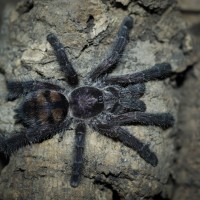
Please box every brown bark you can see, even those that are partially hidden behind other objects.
[0,0,196,199]
[171,1,200,200]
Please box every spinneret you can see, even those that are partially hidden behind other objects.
[0,16,174,188]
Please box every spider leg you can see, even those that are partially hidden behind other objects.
[124,83,145,98]
[117,84,146,113]
[104,84,146,114]
[70,122,86,188]
[92,123,158,166]
[88,16,133,82]
[112,98,146,115]
[47,33,78,86]
[7,80,64,101]
[104,63,172,85]
[0,130,30,157]
[107,112,174,129]
[120,98,146,112]
[0,121,71,157]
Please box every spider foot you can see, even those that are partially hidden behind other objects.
[126,83,145,98]
[70,161,82,187]
[138,144,158,167]
[70,173,80,188]
[122,16,133,29]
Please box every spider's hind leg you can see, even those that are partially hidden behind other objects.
[0,130,30,158]
[0,120,70,158]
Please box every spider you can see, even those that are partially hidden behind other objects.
[0,16,174,188]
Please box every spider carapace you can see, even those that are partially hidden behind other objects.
[0,16,174,188]
[69,87,104,119]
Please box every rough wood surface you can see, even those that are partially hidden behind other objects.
[0,0,196,199]
[171,1,200,199]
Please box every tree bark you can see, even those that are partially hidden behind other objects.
[171,1,200,200]
[0,0,196,199]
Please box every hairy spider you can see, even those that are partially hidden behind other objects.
[0,16,174,187]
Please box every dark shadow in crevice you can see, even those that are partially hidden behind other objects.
[81,14,96,36]
[0,130,10,169]
[137,2,172,15]
[87,15,94,28]
[152,193,170,200]
[84,14,95,34]
[111,1,129,10]
[189,22,200,37]
[16,0,34,15]
[175,65,194,87]
[151,175,176,200]
[94,179,121,200]
[0,153,9,169]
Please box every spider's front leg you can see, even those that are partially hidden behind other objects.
[88,16,133,82]
[91,122,158,166]
[107,112,174,129]
[70,122,86,187]
[7,80,64,101]
[47,34,78,86]
[104,63,173,85]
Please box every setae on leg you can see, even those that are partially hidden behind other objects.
[107,112,174,129]
[0,122,70,157]
[70,122,86,187]
[124,83,146,99]
[119,98,146,112]
[88,16,133,82]
[47,33,78,86]
[104,63,172,85]
[92,123,158,166]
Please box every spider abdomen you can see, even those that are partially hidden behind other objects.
[69,86,104,119]
[15,90,69,127]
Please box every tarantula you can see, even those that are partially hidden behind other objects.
[0,16,174,187]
